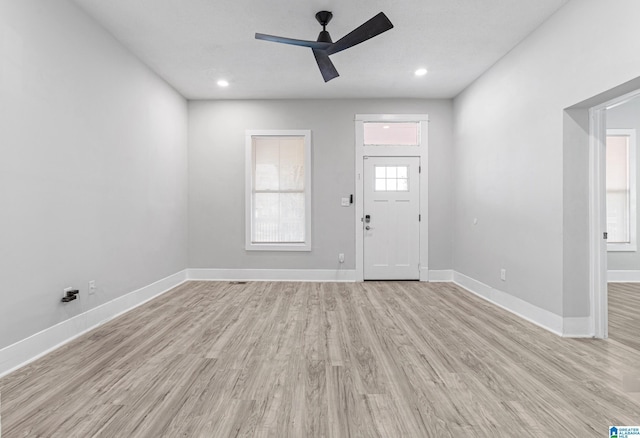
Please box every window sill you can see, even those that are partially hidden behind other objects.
[246,243,311,252]
[607,243,637,252]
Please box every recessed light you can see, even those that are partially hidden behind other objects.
[217,79,229,87]
[414,68,428,76]
[383,125,390,129]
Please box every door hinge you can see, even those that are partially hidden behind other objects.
[419,166,421,173]
[603,232,608,240]
[419,214,421,222]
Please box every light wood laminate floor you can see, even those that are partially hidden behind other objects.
[609,282,640,352]
[1,281,639,437]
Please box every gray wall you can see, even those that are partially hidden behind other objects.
[188,99,453,271]
[607,97,640,270]
[453,0,640,318]
[0,0,189,349]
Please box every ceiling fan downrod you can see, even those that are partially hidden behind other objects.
[315,11,333,43]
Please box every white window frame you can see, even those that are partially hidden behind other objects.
[245,129,312,251]
[606,128,637,252]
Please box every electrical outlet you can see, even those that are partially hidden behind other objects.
[338,253,345,263]
[500,269,506,281]
[89,280,96,295]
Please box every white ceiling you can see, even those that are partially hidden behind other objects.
[72,0,569,100]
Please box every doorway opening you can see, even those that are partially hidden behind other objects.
[354,114,429,281]
[589,87,640,338]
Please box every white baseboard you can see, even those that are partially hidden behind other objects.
[428,269,454,282]
[608,270,640,282]
[0,270,187,378]
[187,268,356,282]
[563,317,593,338]
[452,272,564,336]
[0,266,595,378]
[450,271,594,338]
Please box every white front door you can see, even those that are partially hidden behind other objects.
[363,156,420,280]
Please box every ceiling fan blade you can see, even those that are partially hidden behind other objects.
[326,12,393,56]
[312,49,339,82]
[255,33,332,50]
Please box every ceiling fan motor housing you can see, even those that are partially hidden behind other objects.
[317,30,332,43]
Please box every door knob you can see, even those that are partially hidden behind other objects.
[365,226,371,230]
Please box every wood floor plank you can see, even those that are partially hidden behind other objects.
[1,280,639,437]
[609,282,640,352]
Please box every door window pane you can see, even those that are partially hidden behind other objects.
[374,166,409,191]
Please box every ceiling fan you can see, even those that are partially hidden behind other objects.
[255,11,394,82]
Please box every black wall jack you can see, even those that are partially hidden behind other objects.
[61,289,79,302]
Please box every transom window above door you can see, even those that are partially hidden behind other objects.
[363,122,420,146]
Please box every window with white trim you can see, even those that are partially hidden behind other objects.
[245,130,311,251]
[606,129,637,251]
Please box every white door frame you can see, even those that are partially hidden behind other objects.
[354,114,429,282]
[589,88,640,338]
[589,104,608,339]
